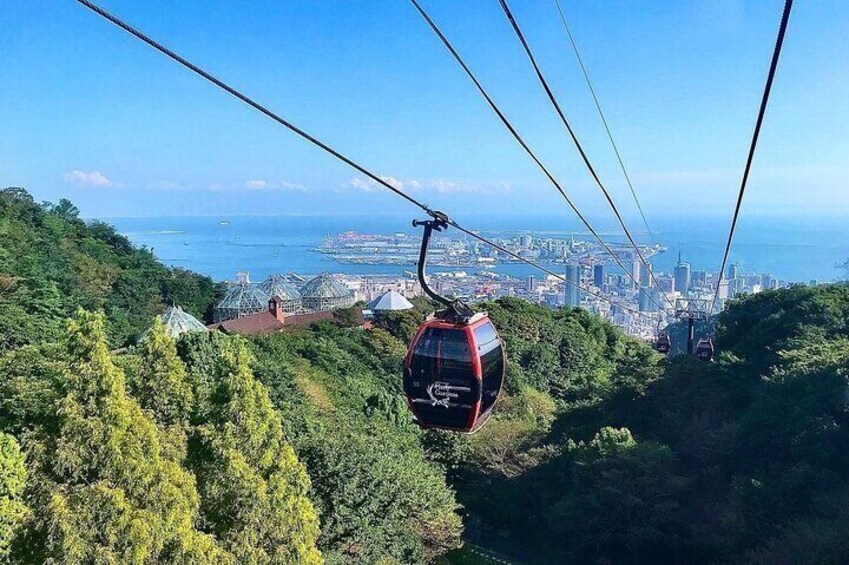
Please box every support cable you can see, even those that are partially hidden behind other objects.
[409,0,668,312]
[496,0,674,310]
[552,0,655,246]
[710,0,793,315]
[75,0,656,321]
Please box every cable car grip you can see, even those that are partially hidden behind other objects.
[413,212,474,322]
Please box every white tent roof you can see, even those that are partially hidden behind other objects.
[140,305,207,341]
[367,290,414,311]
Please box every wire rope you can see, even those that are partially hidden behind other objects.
[552,0,655,246]
[496,0,674,310]
[75,0,658,321]
[409,0,668,312]
[710,0,793,315]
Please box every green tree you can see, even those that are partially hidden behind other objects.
[0,343,65,436]
[372,308,425,342]
[302,430,462,565]
[133,316,194,428]
[189,339,323,565]
[0,188,221,350]
[544,428,689,563]
[0,433,27,561]
[23,310,231,564]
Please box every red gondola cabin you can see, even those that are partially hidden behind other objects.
[404,313,504,433]
[655,332,671,354]
[696,337,715,362]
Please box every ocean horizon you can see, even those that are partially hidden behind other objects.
[102,213,849,285]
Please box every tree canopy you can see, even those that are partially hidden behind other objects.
[4,191,849,564]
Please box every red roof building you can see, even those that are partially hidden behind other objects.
[208,296,370,336]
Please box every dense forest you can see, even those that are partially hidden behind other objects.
[2,187,849,564]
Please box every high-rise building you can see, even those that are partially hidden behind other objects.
[593,264,605,287]
[631,260,642,288]
[565,263,582,307]
[520,234,533,249]
[640,261,652,286]
[526,275,537,292]
[659,276,675,294]
[637,286,659,313]
[717,279,730,300]
[674,252,691,294]
[728,262,739,281]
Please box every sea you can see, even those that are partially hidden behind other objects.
[104,213,849,285]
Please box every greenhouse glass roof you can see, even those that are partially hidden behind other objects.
[259,275,302,300]
[139,305,207,341]
[161,306,208,336]
[300,274,352,299]
[216,282,270,311]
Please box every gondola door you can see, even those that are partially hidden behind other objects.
[405,318,482,432]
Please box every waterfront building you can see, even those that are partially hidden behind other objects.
[301,273,356,311]
[259,274,303,314]
[526,275,537,292]
[631,260,642,288]
[543,292,563,308]
[520,234,533,249]
[717,279,730,300]
[565,264,582,307]
[641,261,653,286]
[728,262,740,281]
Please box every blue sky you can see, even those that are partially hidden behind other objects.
[2,0,847,220]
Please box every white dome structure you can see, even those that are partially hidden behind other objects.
[367,290,414,312]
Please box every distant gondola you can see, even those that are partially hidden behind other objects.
[696,337,715,362]
[655,331,671,354]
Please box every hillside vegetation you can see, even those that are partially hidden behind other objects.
[0,187,221,350]
[2,189,849,564]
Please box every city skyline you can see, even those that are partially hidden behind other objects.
[4,1,849,219]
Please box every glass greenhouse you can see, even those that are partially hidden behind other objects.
[140,305,207,340]
[300,273,355,312]
[213,282,271,322]
[259,274,303,314]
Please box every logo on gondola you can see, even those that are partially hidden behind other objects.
[413,381,472,408]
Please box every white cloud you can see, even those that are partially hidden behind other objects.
[430,179,462,193]
[343,176,512,196]
[378,175,404,190]
[278,181,307,191]
[245,179,269,190]
[344,177,380,192]
[64,169,114,187]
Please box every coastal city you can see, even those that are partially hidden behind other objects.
[217,230,794,340]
